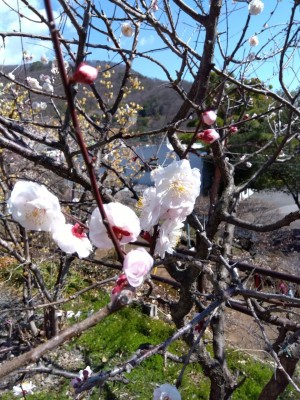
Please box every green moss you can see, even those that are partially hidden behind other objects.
[227,349,272,400]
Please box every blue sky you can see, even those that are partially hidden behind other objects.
[0,0,298,90]
[88,0,300,90]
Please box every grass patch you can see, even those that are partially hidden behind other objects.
[1,266,297,399]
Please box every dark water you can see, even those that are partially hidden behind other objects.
[128,143,204,186]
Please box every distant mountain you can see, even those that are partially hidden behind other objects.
[0,61,192,131]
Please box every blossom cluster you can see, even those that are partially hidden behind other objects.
[7,181,92,258]
[139,159,201,258]
[26,75,54,93]
[7,158,200,288]
[7,181,151,287]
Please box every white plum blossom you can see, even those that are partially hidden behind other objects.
[74,310,82,319]
[89,202,141,249]
[79,365,92,380]
[43,81,54,93]
[32,101,47,111]
[7,181,65,232]
[153,383,181,400]
[123,247,153,287]
[248,52,256,61]
[13,381,36,396]
[66,310,75,318]
[52,223,92,258]
[121,23,134,37]
[51,59,69,75]
[40,54,49,64]
[23,51,33,62]
[71,366,93,388]
[246,161,252,168]
[8,72,15,80]
[151,159,200,213]
[248,0,264,15]
[139,160,200,258]
[26,77,42,90]
[139,186,161,231]
[155,219,184,258]
[249,35,259,47]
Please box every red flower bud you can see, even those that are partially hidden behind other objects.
[196,129,220,144]
[71,63,98,84]
[229,126,238,134]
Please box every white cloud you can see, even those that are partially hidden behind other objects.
[0,0,71,65]
[139,35,155,47]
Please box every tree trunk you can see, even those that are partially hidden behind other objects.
[259,329,300,399]
[258,355,297,400]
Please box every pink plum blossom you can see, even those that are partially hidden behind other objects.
[89,202,141,249]
[202,110,217,125]
[13,381,36,396]
[151,0,159,11]
[52,223,92,258]
[123,247,153,287]
[7,181,65,232]
[71,63,98,84]
[153,383,182,400]
[196,128,220,144]
[248,0,264,15]
[121,23,134,37]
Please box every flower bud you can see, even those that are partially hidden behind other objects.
[248,0,264,16]
[196,129,220,144]
[249,35,259,47]
[202,110,217,125]
[123,247,153,287]
[230,126,238,134]
[71,63,98,84]
[121,23,134,37]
